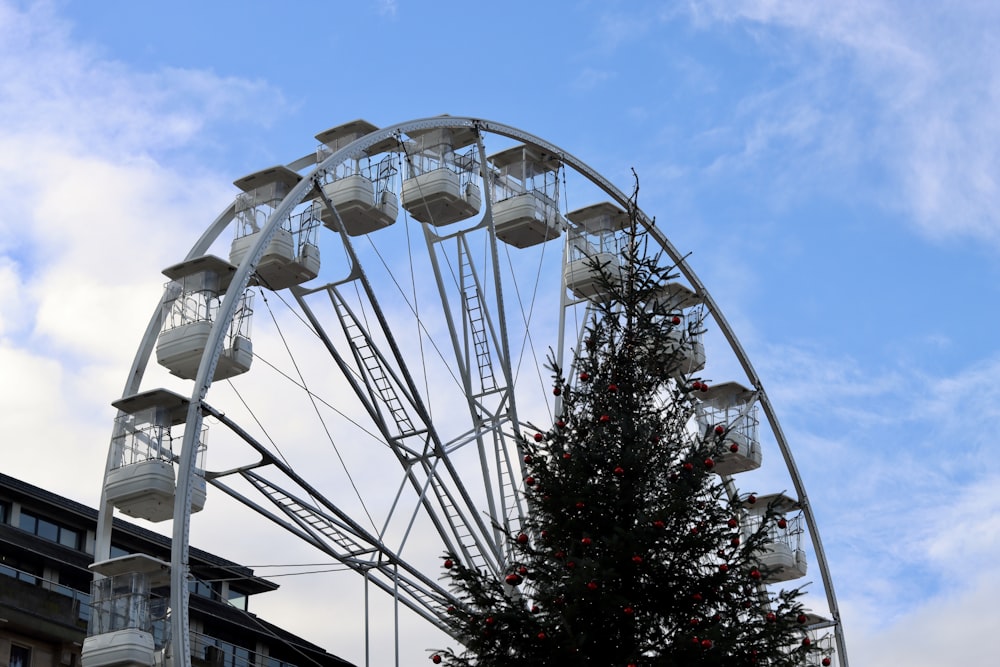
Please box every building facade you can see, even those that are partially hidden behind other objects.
[0,473,353,667]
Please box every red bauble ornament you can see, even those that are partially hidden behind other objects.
[525,476,535,486]
[579,372,590,382]
[719,563,729,572]
[672,315,682,325]
[581,537,592,546]
[431,655,442,664]
[731,537,740,546]
[614,466,625,476]
[556,419,566,428]
[553,386,561,396]
[700,382,709,392]
[683,462,694,471]
[575,501,585,509]
[447,605,455,614]
[599,414,611,423]
[607,383,618,392]
[537,632,547,640]
[485,616,495,625]
[517,533,529,544]
[523,454,532,464]
[690,617,699,626]
[632,555,643,564]
[778,518,788,529]
[563,452,572,460]
[701,639,713,649]
[587,580,598,591]
[443,559,454,569]
[518,565,528,575]
[653,520,666,529]
[802,638,811,647]
[797,613,807,624]
[505,573,523,586]
[692,593,703,602]
[566,561,576,569]
[623,606,635,615]
[691,381,702,391]
[531,604,539,613]
[747,494,757,504]
[728,517,738,528]
[541,530,549,539]
[766,612,776,622]
[714,425,725,434]
[533,432,544,442]
[704,457,715,469]
[554,550,565,559]
[822,659,831,666]
[749,569,762,580]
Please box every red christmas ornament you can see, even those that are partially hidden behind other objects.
[749,569,762,580]
[505,573,523,586]
[728,517,738,528]
[797,613,807,624]
[525,476,535,486]
[714,425,725,434]
[778,518,788,529]
[704,457,715,469]
[691,381,702,391]
[553,386,561,396]
[632,555,643,564]
[556,419,566,428]
[554,550,565,559]
[533,432,544,442]
[607,383,618,392]
[747,494,757,504]
[623,606,635,615]
[599,414,611,423]
[563,452,572,460]
[690,526,699,535]
[485,616,495,625]
[690,617,700,626]
[531,604,539,613]
[729,443,740,452]
[766,612,776,622]
[443,559,454,569]
[822,659,832,666]
[575,501,585,509]
[566,561,576,569]
[447,605,455,614]
[802,638,811,647]
[701,639,713,649]
[731,537,740,546]
[431,655,442,664]
[579,372,590,382]
[523,454,532,464]
[719,563,729,573]
[541,530,549,539]
[518,565,528,575]
[672,315,682,325]
[581,537,592,546]
[683,462,694,471]
[587,580,599,591]
[614,466,625,476]
[700,382,709,392]
[517,533,529,544]
[692,593,703,602]
[653,520,666,529]
[537,632,547,640]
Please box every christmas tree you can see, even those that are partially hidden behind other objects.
[430,186,820,666]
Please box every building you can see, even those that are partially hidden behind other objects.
[0,472,354,667]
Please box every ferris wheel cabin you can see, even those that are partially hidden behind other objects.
[155,255,254,381]
[696,381,763,476]
[651,281,707,378]
[230,165,320,290]
[746,493,808,583]
[82,554,171,667]
[488,144,564,248]
[315,119,400,236]
[563,202,628,300]
[400,126,482,226]
[104,389,207,522]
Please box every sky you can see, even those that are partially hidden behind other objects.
[1,0,999,665]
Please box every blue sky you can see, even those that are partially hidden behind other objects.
[1,1,999,665]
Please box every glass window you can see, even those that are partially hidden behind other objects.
[36,517,59,542]
[10,645,31,667]
[59,526,81,549]
[17,510,81,550]
[18,512,37,533]
[110,545,131,558]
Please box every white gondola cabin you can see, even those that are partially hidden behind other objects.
[746,493,808,582]
[156,255,254,381]
[315,120,399,236]
[230,165,320,290]
[105,389,207,522]
[563,202,628,300]
[697,381,762,475]
[488,144,563,248]
[400,126,481,226]
[82,554,170,667]
[652,282,707,377]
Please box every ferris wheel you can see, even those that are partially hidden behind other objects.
[82,117,848,667]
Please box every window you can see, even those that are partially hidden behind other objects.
[10,645,31,667]
[18,510,82,550]
[0,500,9,524]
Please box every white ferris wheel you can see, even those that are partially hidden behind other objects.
[81,117,848,667]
